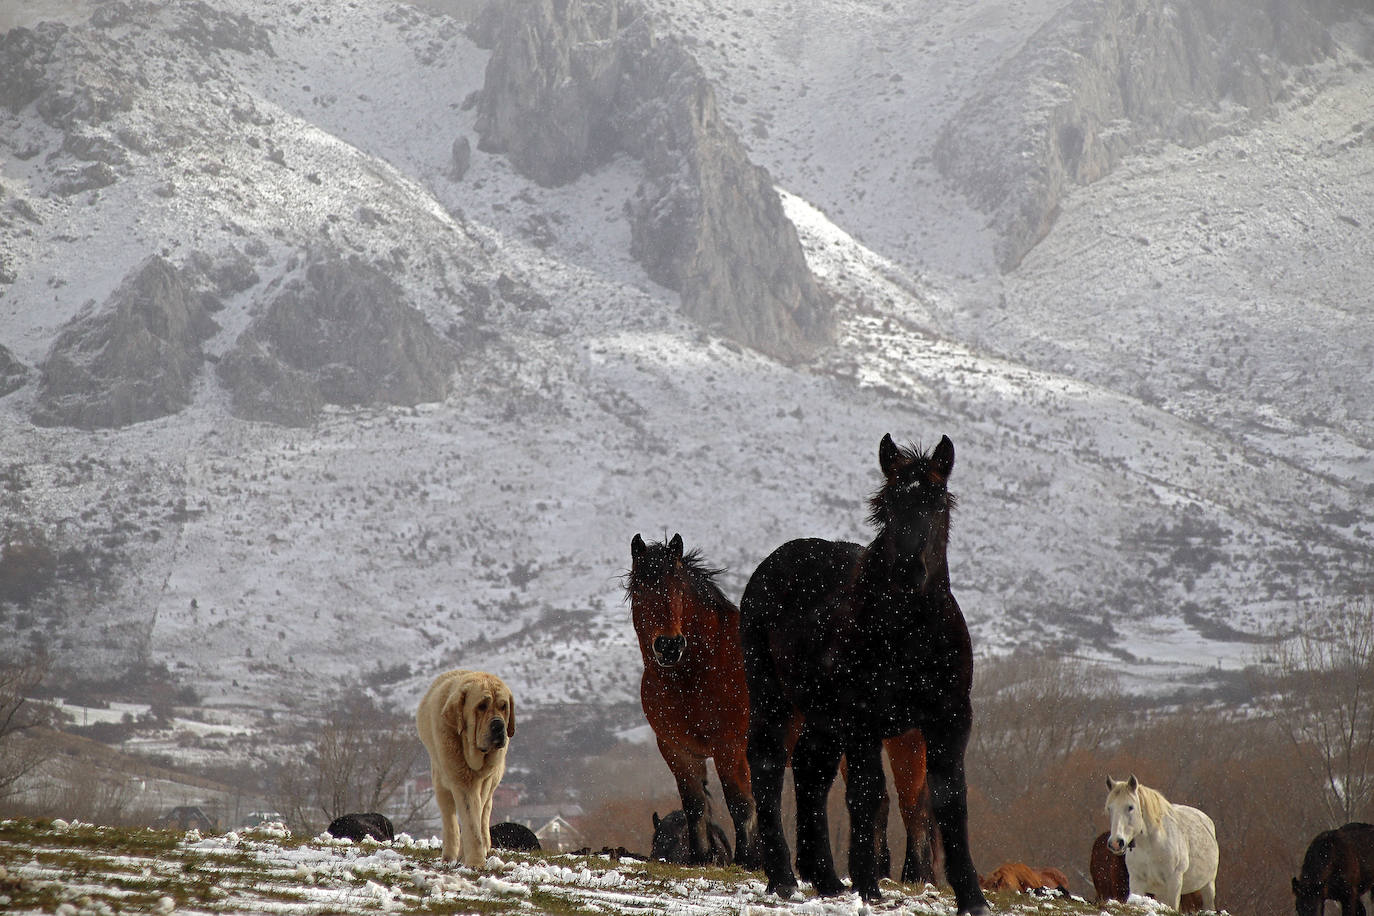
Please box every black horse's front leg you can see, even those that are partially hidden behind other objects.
[747,696,797,897]
[791,723,845,896]
[925,723,989,916]
[844,739,886,902]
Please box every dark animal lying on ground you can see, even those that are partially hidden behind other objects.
[327,812,395,843]
[571,845,646,862]
[650,809,731,866]
[490,821,541,851]
[979,862,1070,895]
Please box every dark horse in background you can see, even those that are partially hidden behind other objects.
[1293,822,1374,916]
[742,434,987,914]
[627,533,938,880]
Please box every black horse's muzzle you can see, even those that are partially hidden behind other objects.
[653,635,687,667]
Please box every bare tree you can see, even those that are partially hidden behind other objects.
[272,691,424,835]
[970,650,1127,800]
[0,650,54,804]
[1255,596,1374,824]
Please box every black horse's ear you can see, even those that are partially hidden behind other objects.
[669,533,683,557]
[932,435,954,481]
[1292,877,1300,897]
[653,812,661,829]
[632,533,646,560]
[879,433,903,478]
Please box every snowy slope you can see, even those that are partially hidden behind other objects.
[0,0,1371,743]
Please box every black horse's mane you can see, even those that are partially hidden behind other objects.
[624,540,734,614]
[866,439,958,533]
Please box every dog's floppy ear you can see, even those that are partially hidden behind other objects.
[442,680,471,737]
[504,687,515,738]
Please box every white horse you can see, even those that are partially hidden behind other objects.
[1104,775,1218,912]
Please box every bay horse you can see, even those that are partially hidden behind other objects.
[627,533,938,880]
[1105,774,1218,912]
[1293,822,1374,916]
[741,433,988,913]
[980,862,1070,895]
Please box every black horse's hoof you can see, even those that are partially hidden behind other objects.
[856,880,883,903]
[959,905,991,916]
[812,875,847,897]
[766,879,799,900]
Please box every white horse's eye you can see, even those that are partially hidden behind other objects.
[1127,805,1134,812]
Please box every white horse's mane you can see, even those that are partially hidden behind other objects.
[1134,783,1171,830]
[1109,778,1172,831]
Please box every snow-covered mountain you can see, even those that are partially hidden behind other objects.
[1,0,1371,738]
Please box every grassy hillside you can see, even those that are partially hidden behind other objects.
[0,817,1164,916]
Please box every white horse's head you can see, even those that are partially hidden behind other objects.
[1104,774,1147,855]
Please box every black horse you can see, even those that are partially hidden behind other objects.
[741,434,987,914]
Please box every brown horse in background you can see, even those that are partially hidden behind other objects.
[980,862,1070,895]
[1293,822,1374,916]
[1091,830,1207,912]
[627,533,937,879]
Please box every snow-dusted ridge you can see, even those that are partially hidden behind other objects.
[0,0,1370,750]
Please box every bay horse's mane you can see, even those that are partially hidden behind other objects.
[623,539,734,618]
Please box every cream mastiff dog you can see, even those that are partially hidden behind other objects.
[417,669,515,866]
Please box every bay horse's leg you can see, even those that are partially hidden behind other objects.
[843,738,887,902]
[924,722,989,916]
[656,735,713,865]
[746,685,797,897]
[791,722,845,896]
[886,729,937,885]
[714,741,759,869]
[1198,878,1216,913]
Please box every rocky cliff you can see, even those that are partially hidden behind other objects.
[217,250,458,427]
[32,256,218,430]
[934,0,1367,270]
[474,0,832,362]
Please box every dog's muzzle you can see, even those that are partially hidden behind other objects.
[488,718,508,749]
[653,635,686,667]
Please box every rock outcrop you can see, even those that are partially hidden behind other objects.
[32,256,218,429]
[0,344,28,398]
[933,0,1363,270]
[474,0,831,362]
[217,251,457,426]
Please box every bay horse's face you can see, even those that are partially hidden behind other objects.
[1104,775,1144,855]
[872,433,955,588]
[629,533,691,669]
